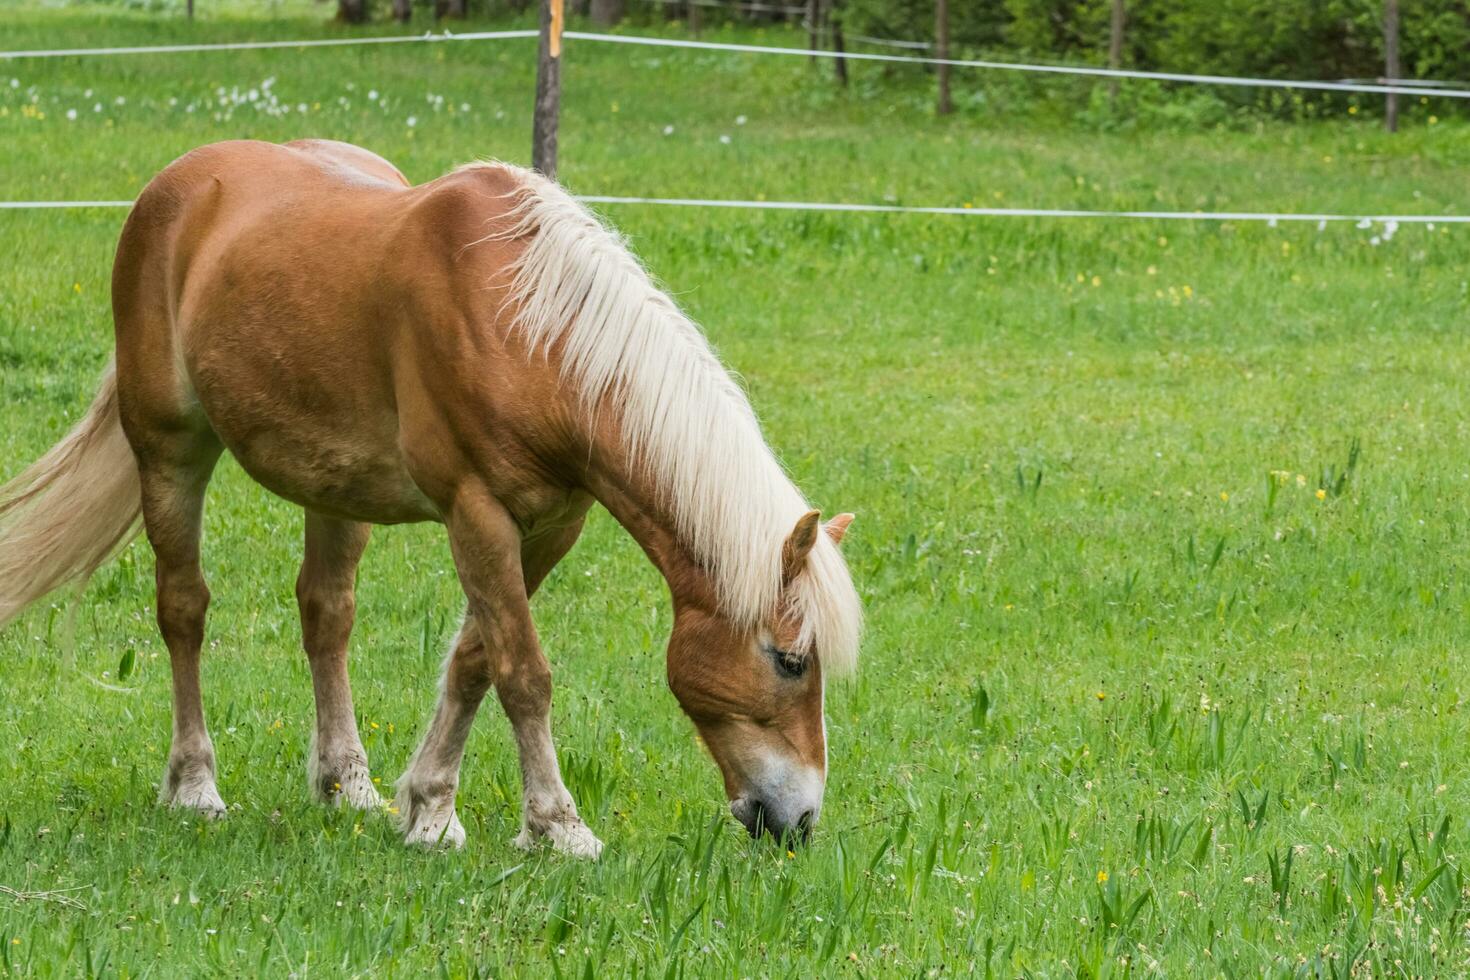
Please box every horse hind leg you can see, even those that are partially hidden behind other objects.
[297,512,380,809]
[135,435,225,817]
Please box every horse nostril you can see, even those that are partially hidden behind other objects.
[747,800,768,839]
[795,809,814,844]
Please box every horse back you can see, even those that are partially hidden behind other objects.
[111,140,576,527]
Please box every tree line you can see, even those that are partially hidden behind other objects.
[331,0,1470,102]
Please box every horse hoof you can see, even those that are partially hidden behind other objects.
[317,770,383,811]
[516,820,604,860]
[343,784,385,811]
[403,810,466,849]
[165,783,227,819]
[552,823,604,860]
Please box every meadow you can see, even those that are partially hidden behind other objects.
[5,5,1470,976]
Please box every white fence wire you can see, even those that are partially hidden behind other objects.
[4,28,1469,101]
[1,197,1463,228]
[2,24,1466,222]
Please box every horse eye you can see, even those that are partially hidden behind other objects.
[764,644,807,679]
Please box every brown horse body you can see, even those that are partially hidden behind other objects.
[0,140,860,854]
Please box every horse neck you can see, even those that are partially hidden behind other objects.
[579,421,725,616]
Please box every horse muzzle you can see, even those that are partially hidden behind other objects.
[731,796,817,844]
[729,763,824,845]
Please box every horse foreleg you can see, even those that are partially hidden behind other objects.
[395,617,483,848]
[297,512,379,809]
[396,490,600,857]
[508,519,600,856]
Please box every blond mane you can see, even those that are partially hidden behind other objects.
[473,162,861,676]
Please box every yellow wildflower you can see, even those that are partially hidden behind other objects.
[1315,489,1327,501]
[1097,871,1109,883]
[1220,491,1229,502]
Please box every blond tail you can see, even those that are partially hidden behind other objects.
[0,362,142,628]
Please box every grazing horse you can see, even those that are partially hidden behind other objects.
[0,140,861,856]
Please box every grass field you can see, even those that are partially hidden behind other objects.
[6,5,1470,976]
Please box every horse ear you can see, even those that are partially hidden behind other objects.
[782,509,822,584]
[825,513,854,546]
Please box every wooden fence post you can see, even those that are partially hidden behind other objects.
[533,0,564,178]
[689,0,701,37]
[935,0,951,114]
[1384,0,1399,132]
[1108,0,1124,102]
[187,0,194,20]
[831,0,847,88]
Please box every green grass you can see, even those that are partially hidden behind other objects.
[6,6,1470,977]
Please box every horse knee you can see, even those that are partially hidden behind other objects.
[445,638,495,703]
[496,659,552,719]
